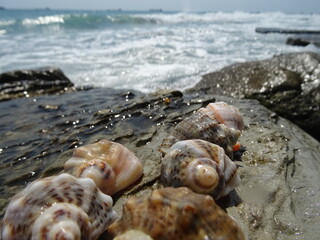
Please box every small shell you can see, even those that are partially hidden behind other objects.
[205,102,244,131]
[1,173,117,240]
[64,139,143,195]
[161,139,240,199]
[160,102,243,159]
[109,187,245,240]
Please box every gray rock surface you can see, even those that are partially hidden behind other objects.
[286,35,320,47]
[187,52,320,141]
[255,27,320,34]
[0,88,319,239]
[0,67,74,101]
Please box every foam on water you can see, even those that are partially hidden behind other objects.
[0,10,319,92]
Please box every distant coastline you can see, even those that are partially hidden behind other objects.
[149,8,163,12]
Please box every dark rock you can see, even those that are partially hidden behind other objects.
[187,52,320,141]
[286,34,320,47]
[0,88,319,239]
[0,67,74,101]
[256,27,320,34]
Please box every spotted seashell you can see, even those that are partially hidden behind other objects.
[160,102,243,159]
[0,173,117,240]
[64,139,143,195]
[108,187,245,240]
[161,139,240,199]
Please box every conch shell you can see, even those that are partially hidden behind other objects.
[64,139,143,195]
[205,102,244,131]
[161,139,240,199]
[109,187,245,240]
[160,102,244,159]
[0,173,117,240]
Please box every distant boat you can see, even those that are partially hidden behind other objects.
[149,9,162,12]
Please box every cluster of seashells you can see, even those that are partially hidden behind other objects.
[1,101,246,240]
[1,139,144,240]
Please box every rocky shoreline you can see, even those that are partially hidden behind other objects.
[188,52,320,141]
[0,52,320,239]
[0,67,75,101]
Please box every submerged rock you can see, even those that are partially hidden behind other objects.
[0,87,319,239]
[187,52,320,141]
[0,67,74,101]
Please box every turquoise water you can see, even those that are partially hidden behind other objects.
[0,9,319,92]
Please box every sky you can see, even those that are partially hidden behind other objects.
[1,0,320,13]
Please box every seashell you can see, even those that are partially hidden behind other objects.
[205,102,244,131]
[1,173,117,240]
[108,187,245,240]
[64,139,143,195]
[160,102,244,159]
[161,139,240,199]
[114,230,154,240]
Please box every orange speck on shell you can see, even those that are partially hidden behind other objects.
[232,143,241,152]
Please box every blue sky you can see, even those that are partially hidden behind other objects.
[1,0,320,13]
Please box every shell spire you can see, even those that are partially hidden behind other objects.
[64,139,143,195]
[161,139,240,199]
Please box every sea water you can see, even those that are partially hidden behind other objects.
[0,9,319,92]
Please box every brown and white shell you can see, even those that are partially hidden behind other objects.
[64,139,143,195]
[0,173,117,240]
[161,139,240,199]
[205,102,244,131]
[108,187,245,240]
[160,102,244,159]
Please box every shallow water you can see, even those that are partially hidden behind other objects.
[0,88,199,217]
[0,88,139,215]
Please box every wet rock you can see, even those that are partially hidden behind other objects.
[187,52,320,141]
[0,67,74,101]
[255,27,320,34]
[0,88,319,239]
[286,35,320,47]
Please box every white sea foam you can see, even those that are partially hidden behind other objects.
[0,10,319,92]
[22,15,65,26]
[0,20,15,26]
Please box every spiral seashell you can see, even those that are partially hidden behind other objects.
[1,173,117,240]
[160,102,243,159]
[205,102,244,131]
[109,187,245,240]
[161,139,240,199]
[64,139,143,195]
